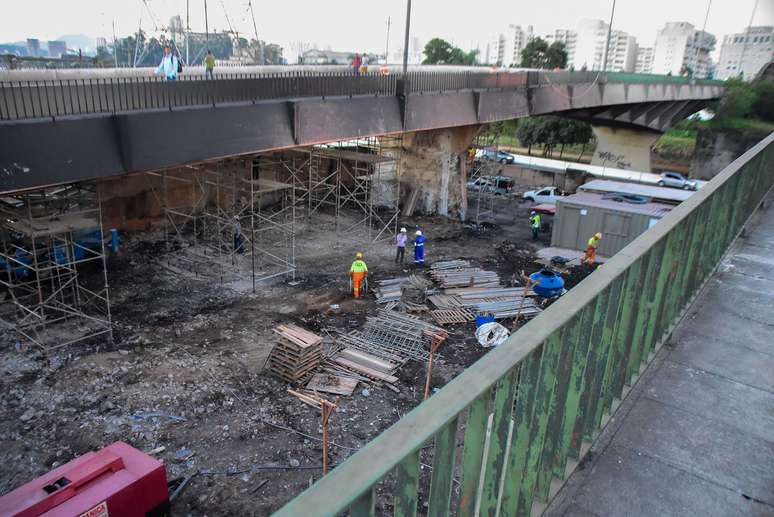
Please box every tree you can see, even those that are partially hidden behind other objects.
[423,37,479,65]
[516,116,592,157]
[520,38,567,69]
[751,80,774,121]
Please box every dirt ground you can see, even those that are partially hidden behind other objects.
[0,194,587,515]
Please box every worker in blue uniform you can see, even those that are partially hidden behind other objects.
[413,230,426,266]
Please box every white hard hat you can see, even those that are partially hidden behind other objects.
[416,230,422,236]
[400,227,407,233]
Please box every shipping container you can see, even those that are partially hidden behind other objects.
[551,192,673,257]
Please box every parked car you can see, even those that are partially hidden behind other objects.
[467,176,515,196]
[476,149,515,164]
[658,171,698,190]
[522,186,564,204]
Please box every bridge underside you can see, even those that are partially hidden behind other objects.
[0,79,720,193]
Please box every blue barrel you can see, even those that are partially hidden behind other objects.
[529,268,565,298]
[475,314,495,328]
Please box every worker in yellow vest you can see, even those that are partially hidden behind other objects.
[584,232,602,265]
[349,252,369,298]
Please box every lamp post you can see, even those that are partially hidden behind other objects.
[402,0,412,75]
[601,0,617,71]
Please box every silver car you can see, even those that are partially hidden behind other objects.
[658,172,698,190]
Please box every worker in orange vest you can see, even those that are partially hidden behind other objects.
[584,232,602,265]
[349,252,369,298]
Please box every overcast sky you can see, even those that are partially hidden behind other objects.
[2,0,773,58]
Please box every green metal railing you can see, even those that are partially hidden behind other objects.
[275,133,774,517]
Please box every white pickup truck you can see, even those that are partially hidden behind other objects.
[522,186,564,204]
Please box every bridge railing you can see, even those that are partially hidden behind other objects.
[0,70,722,121]
[273,132,774,517]
[0,71,398,120]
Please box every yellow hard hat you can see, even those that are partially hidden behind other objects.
[595,232,602,239]
[355,252,363,259]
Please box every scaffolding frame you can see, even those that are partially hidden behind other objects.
[144,158,296,292]
[0,185,112,350]
[276,135,402,246]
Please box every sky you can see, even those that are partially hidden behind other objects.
[2,0,773,59]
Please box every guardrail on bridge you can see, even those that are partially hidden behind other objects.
[273,132,774,516]
[0,70,723,121]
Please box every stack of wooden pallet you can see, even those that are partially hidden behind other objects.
[268,324,323,384]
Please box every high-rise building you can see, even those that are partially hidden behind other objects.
[26,38,40,57]
[545,29,577,65]
[652,22,716,78]
[484,25,534,67]
[48,40,67,59]
[96,37,108,50]
[716,26,774,80]
[570,20,637,72]
[635,46,654,73]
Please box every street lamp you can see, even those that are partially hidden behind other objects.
[601,0,617,71]
[402,0,412,75]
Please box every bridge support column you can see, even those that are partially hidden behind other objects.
[591,125,661,172]
[399,125,480,218]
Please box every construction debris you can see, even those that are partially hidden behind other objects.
[268,325,323,384]
[430,308,476,325]
[305,373,359,396]
[429,266,500,288]
[375,275,433,305]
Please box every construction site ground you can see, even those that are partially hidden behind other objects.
[0,195,588,515]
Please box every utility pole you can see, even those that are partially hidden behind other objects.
[112,20,119,67]
[204,0,209,42]
[402,0,412,75]
[738,0,759,79]
[601,0,617,71]
[693,0,712,78]
[385,16,391,64]
[186,0,190,64]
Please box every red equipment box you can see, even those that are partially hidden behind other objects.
[0,442,169,517]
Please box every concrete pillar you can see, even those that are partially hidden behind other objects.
[399,125,480,218]
[591,125,661,172]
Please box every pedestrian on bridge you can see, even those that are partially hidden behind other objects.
[155,46,179,81]
[413,230,426,266]
[351,53,362,76]
[204,50,215,79]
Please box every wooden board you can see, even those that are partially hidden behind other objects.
[339,348,397,374]
[334,357,399,384]
[305,373,359,396]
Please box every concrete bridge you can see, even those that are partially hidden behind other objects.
[0,69,722,194]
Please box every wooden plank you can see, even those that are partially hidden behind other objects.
[339,348,397,374]
[334,357,399,384]
[306,373,359,396]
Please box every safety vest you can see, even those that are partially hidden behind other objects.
[530,214,541,228]
[350,260,368,273]
[588,236,600,248]
[415,236,425,247]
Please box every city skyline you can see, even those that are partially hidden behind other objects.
[2,0,772,60]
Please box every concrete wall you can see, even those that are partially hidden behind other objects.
[399,125,481,217]
[690,130,765,180]
[496,165,588,192]
[591,125,662,172]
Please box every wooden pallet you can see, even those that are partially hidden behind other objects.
[431,308,476,325]
[305,373,359,396]
[268,324,323,384]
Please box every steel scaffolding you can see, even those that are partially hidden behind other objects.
[0,185,113,350]
[144,158,296,291]
[275,135,402,245]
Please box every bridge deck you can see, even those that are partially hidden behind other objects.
[545,198,774,516]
